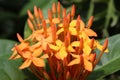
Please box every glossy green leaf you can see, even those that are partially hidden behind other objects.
[88,34,120,80]
[0,39,26,80]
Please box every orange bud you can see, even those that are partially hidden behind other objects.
[65,32,70,48]
[79,38,83,53]
[76,16,80,32]
[27,19,35,31]
[88,53,96,63]
[34,6,38,18]
[77,15,81,21]
[52,3,56,14]
[102,38,108,52]
[63,17,69,30]
[48,9,52,22]
[27,10,34,20]
[71,5,75,19]
[38,8,43,19]
[51,23,57,42]
[87,16,94,28]
[42,20,47,37]
[62,8,66,18]
[67,13,71,22]
[57,2,61,18]
[17,33,24,42]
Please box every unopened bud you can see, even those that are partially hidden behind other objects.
[27,19,35,31]
[71,5,75,19]
[17,33,24,42]
[89,53,96,63]
[87,16,94,28]
[34,6,38,18]
[57,2,61,18]
[63,8,66,18]
[102,38,108,52]
[52,3,56,14]
[48,9,52,23]
[38,8,43,19]
[27,10,34,20]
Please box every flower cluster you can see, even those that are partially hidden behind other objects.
[9,2,108,80]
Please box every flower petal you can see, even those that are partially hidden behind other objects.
[23,51,31,58]
[69,27,77,35]
[33,47,43,57]
[58,23,63,27]
[84,28,97,37]
[9,50,18,60]
[18,42,29,50]
[46,36,53,43]
[31,42,41,49]
[56,40,63,46]
[33,58,45,67]
[71,41,80,47]
[71,53,80,58]
[56,28,64,35]
[42,41,47,50]
[19,59,32,69]
[52,18,60,23]
[49,44,60,51]
[68,45,75,52]
[56,47,67,60]
[96,42,108,53]
[70,20,77,27]
[68,58,80,66]
[84,58,93,71]
[41,54,49,59]
[83,44,91,55]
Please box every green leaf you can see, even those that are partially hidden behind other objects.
[0,39,26,80]
[20,0,57,17]
[88,34,120,80]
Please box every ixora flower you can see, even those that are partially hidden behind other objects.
[9,2,108,80]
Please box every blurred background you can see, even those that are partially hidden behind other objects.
[0,0,120,79]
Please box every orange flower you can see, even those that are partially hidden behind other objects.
[68,53,93,71]
[9,33,29,60]
[10,2,109,80]
[14,45,48,69]
[49,39,75,60]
